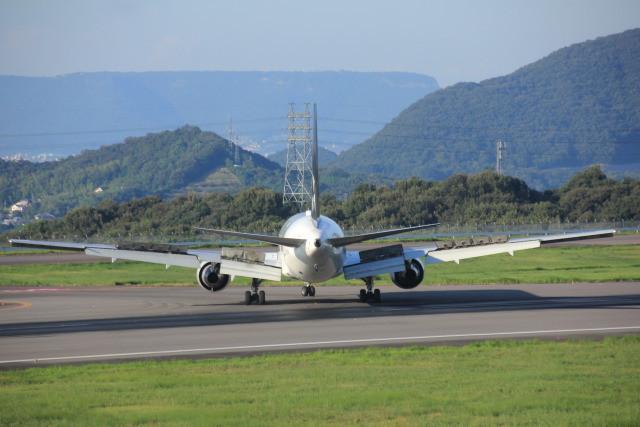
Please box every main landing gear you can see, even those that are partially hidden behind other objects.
[359,276,381,303]
[301,283,316,297]
[245,278,266,305]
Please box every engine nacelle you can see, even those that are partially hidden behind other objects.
[390,259,424,289]
[197,262,230,292]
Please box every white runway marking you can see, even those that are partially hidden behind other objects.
[2,325,639,365]
[0,288,72,293]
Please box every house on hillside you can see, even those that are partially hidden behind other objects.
[10,199,31,213]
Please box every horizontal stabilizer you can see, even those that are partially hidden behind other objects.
[195,227,305,248]
[9,239,114,252]
[327,223,439,247]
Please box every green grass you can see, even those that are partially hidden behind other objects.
[423,245,640,285]
[1,337,639,426]
[1,245,638,287]
[0,261,196,286]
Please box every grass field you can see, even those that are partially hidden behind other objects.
[1,245,639,287]
[1,337,638,426]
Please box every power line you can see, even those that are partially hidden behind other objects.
[320,128,640,145]
[321,116,640,134]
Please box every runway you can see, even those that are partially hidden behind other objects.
[1,283,639,368]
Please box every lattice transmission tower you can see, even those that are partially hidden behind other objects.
[283,103,312,210]
[227,118,241,166]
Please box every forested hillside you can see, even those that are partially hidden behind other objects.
[330,29,640,189]
[0,126,283,216]
[7,166,638,241]
[1,125,397,219]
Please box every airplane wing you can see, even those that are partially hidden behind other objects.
[342,229,616,279]
[418,229,617,265]
[8,239,282,281]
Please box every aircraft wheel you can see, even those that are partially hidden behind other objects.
[308,286,316,297]
[259,290,266,305]
[245,291,252,305]
[373,288,381,303]
[301,286,309,297]
[359,289,367,302]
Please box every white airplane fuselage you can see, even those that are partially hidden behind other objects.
[279,211,346,282]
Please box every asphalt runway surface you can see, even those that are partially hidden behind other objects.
[1,282,639,368]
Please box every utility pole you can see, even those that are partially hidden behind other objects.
[496,140,506,174]
[283,103,312,210]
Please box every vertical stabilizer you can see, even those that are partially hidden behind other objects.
[311,103,320,220]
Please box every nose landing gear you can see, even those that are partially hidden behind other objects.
[301,283,316,297]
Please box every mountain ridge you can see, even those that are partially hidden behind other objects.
[329,29,640,189]
[0,70,439,158]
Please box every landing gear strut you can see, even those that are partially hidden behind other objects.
[359,276,381,303]
[245,278,266,305]
[301,282,316,297]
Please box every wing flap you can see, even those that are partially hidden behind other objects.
[343,244,406,279]
[219,259,281,281]
[218,248,281,281]
[343,256,406,280]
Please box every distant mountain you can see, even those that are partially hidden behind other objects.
[0,71,439,159]
[330,29,640,189]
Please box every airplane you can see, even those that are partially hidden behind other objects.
[10,104,615,305]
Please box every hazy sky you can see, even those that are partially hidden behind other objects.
[1,0,639,87]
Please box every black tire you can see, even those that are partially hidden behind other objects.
[258,290,266,305]
[245,291,252,305]
[359,289,367,302]
[308,286,316,297]
[301,286,309,297]
[373,288,381,303]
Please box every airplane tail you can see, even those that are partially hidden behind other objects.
[311,103,320,220]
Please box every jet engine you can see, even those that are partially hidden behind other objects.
[197,262,230,292]
[390,259,424,289]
